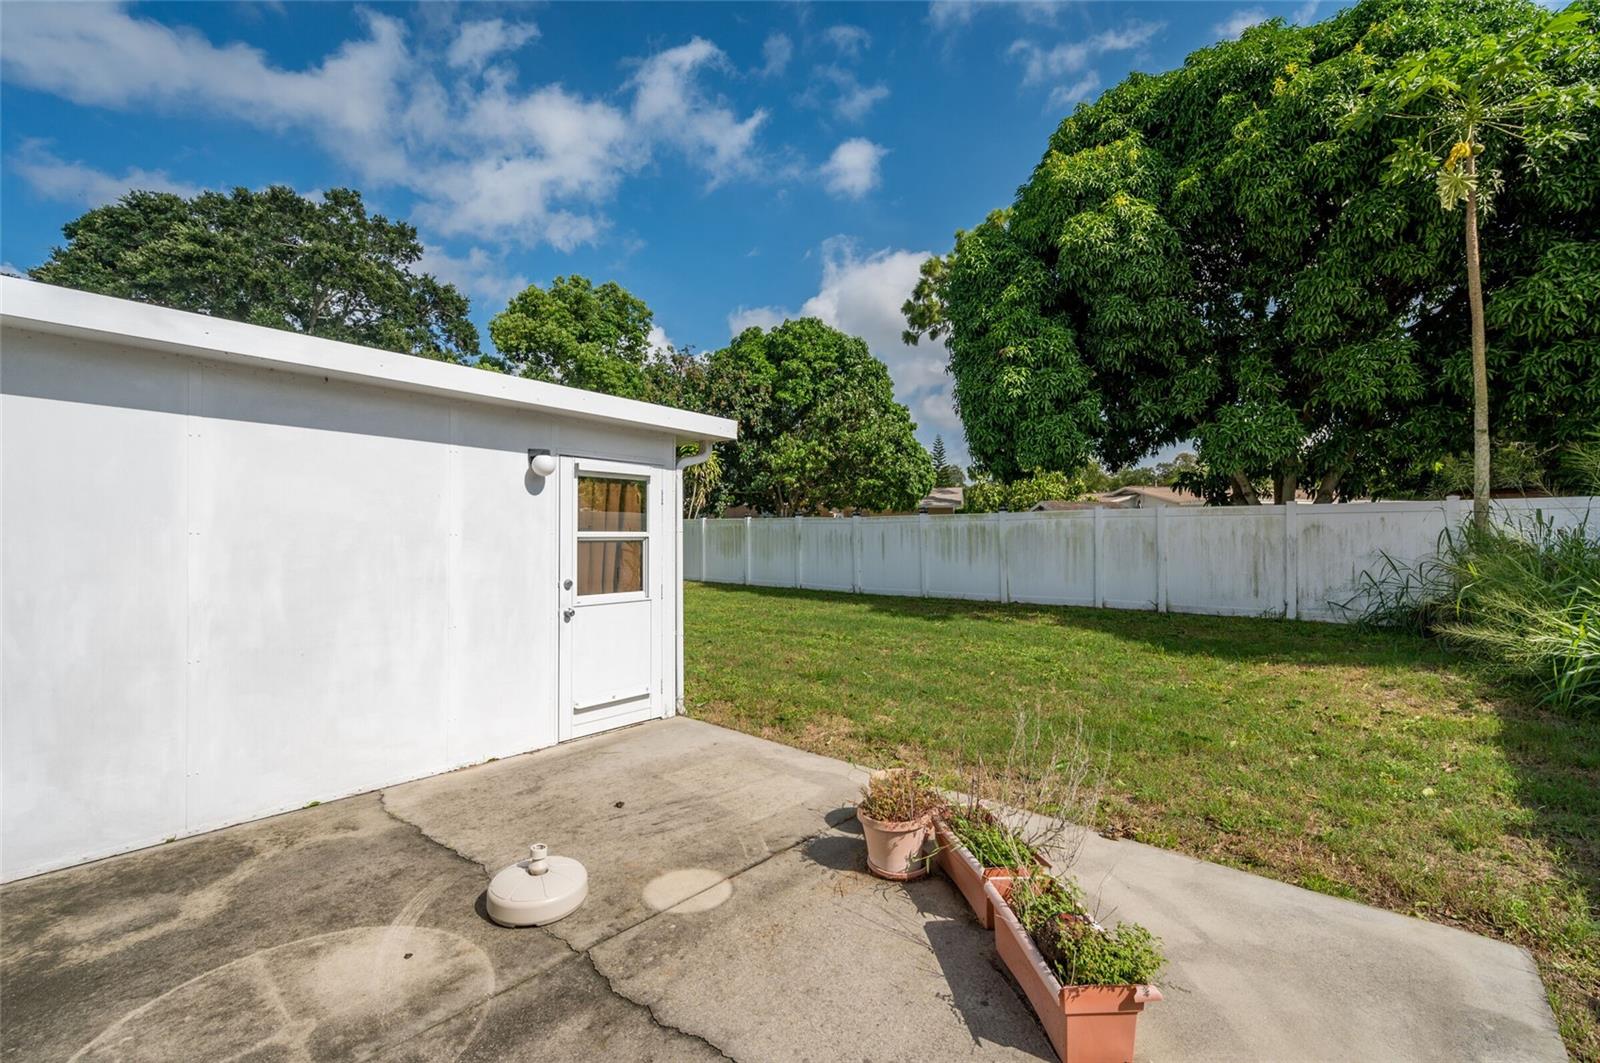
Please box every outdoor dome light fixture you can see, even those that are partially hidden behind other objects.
[527,449,558,477]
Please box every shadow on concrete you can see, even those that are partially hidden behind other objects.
[824,806,862,833]
[800,830,867,874]
[908,873,1054,1059]
[922,917,1051,1058]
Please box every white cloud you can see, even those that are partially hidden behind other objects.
[1047,73,1100,109]
[807,66,890,122]
[628,38,768,186]
[1008,21,1160,110]
[0,5,771,249]
[823,25,872,58]
[0,5,415,181]
[727,305,789,334]
[927,1,977,31]
[418,245,530,310]
[725,238,966,462]
[1213,9,1269,39]
[647,324,675,357]
[10,140,203,206]
[758,32,792,77]
[928,1,1076,33]
[0,262,27,278]
[446,19,539,72]
[820,138,886,199]
[1009,21,1161,87]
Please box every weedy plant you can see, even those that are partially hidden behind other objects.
[1007,874,1166,988]
[1350,510,1600,714]
[857,767,943,824]
[949,710,1107,872]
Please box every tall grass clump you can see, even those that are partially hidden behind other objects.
[1357,512,1600,713]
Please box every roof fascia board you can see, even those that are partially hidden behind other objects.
[0,278,737,442]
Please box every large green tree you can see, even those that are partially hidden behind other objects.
[706,318,935,515]
[488,276,656,398]
[32,186,479,361]
[905,0,1599,502]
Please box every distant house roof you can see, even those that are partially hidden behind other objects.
[918,486,964,511]
[1093,485,1201,507]
[1030,499,1113,511]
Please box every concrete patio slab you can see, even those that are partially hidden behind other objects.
[0,717,1564,1062]
[590,821,1055,1060]
[379,716,868,952]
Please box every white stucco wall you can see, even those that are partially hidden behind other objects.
[1,324,687,880]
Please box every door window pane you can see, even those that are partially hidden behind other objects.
[578,540,644,596]
[578,477,647,532]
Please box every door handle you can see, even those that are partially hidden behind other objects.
[563,607,575,622]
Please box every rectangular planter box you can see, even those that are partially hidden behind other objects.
[984,880,1160,1063]
[933,819,1045,929]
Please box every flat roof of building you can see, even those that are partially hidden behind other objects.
[1,277,738,442]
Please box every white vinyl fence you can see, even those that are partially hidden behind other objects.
[684,497,1598,623]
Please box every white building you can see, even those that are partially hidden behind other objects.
[0,278,737,881]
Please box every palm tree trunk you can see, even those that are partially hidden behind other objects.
[1464,152,1490,532]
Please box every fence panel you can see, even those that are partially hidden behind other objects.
[1003,513,1096,606]
[1165,507,1286,617]
[686,497,1598,623]
[801,519,855,592]
[924,517,1005,601]
[1097,510,1159,610]
[860,519,922,596]
[704,519,747,583]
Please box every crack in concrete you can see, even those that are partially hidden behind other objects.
[376,791,494,877]
[371,810,852,1063]
[575,945,739,1061]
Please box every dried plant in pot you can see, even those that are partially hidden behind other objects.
[856,768,942,881]
[936,711,1104,928]
[987,874,1165,1063]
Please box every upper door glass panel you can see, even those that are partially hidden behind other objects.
[578,477,647,533]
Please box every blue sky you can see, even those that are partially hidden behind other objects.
[1,1,1330,467]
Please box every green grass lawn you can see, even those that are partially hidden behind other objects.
[683,582,1600,1060]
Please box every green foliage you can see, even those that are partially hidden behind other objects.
[1108,466,1156,488]
[1560,437,1600,494]
[1362,5,1597,213]
[31,186,479,360]
[907,0,1600,501]
[1009,875,1166,987]
[931,436,965,487]
[680,446,722,519]
[1357,514,1600,713]
[706,319,935,515]
[489,276,656,397]
[1431,440,1549,495]
[1437,518,1600,713]
[946,809,1035,869]
[962,469,1087,512]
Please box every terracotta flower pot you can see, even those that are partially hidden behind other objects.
[984,880,1161,1063]
[857,809,931,880]
[933,818,1049,929]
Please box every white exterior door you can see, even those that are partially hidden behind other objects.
[557,456,666,740]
